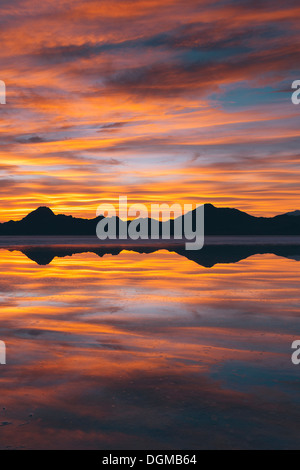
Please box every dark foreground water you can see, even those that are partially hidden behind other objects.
[0,241,299,449]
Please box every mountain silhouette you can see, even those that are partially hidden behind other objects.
[22,206,55,222]
[0,207,103,236]
[285,210,300,217]
[0,204,300,236]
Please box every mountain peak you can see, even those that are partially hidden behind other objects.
[23,207,55,220]
[285,210,300,217]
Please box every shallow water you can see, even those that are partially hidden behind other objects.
[0,246,299,449]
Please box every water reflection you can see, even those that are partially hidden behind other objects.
[0,248,299,449]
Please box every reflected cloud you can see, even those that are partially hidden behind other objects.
[0,248,299,448]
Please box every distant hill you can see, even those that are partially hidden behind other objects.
[0,204,300,236]
[285,210,300,217]
[204,204,300,235]
[0,207,104,236]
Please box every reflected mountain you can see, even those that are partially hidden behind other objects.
[3,240,300,267]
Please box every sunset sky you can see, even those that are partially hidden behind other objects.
[0,0,300,221]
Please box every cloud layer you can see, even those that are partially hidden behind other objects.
[0,0,300,220]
